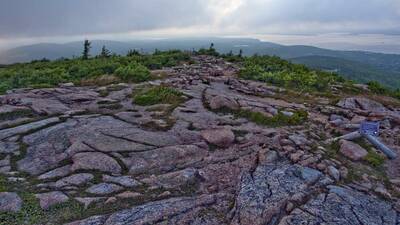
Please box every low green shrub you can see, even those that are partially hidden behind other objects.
[235,109,308,127]
[133,86,185,106]
[238,55,340,92]
[115,63,150,82]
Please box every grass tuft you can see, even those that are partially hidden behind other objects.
[235,109,308,127]
[133,86,185,106]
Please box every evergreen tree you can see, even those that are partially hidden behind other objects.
[99,45,111,58]
[209,43,215,51]
[238,49,243,58]
[82,39,91,60]
[127,49,140,57]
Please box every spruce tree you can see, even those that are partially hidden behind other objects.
[239,49,243,58]
[82,39,91,60]
[100,45,111,58]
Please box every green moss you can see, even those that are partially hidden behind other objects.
[0,192,44,225]
[324,140,340,159]
[44,201,84,224]
[0,108,33,122]
[133,86,185,106]
[0,175,8,192]
[365,151,385,167]
[234,109,308,127]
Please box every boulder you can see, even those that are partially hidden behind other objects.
[38,165,72,180]
[201,128,235,148]
[327,166,340,181]
[0,117,60,140]
[337,97,386,112]
[102,175,140,188]
[280,186,397,224]
[71,152,121,174]
[209,96,239,111]
[339,140,368,161]
[55,173,94,188]
[0,192,22,212]
[86,183,123,195]
[35,191,69,210]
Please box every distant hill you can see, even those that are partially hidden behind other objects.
[0,37,399,89]
[290,55,400,89]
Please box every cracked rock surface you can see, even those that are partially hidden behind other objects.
[0,55,399,224]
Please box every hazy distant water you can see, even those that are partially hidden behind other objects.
[255,34,400,54]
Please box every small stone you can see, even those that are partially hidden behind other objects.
[209,96,239,111]
[75,197,105,209]
[38,165,72,180]
[102,175,141,188]
[375,184,392,199]
[316,163,327,171]
[290,151,304,163]
[300,167,322,184]
[200,128,235,148]
[59,82,75,88]
[259,150,278,164]
[105,197,117,204]
[55,173,94,188]
[339,167,349,179]
[286,202,294,212]
[86,183,123,195]
[327,166,340,181]
[339,140,368,161]
[281,111,294,117]
[35,191,69,210]
[0,192,22,212]
[158,191,172,198]
[280,138,293,146]
[116,191,142,199]
[288,135,310,147]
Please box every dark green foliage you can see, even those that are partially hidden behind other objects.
[197,43,220,56]
[82,40,91,60]
[238,55,340,92]
[368,81,388,95]
[127,49,141,57]
[99,45,111,58]
[133,86,184,106]
[0,50,190,94]
[114,63,150,82]
[367,81,400,100]
[235,109,308,127]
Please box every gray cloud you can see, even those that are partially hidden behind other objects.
[0,0,399,42]
[0,0,209,38]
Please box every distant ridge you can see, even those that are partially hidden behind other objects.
[0,37,399,88]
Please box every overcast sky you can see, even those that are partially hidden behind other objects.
[1,0,400,52]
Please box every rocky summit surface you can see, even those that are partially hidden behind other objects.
[1,55,400,225]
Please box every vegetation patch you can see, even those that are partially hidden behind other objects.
[234,109,308,127]
[0,192,44,225]
[364,151,385,168]
[238,55,342,92]
[133,86,185,106]
[114,63,150,83]
[0,50,190,94]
